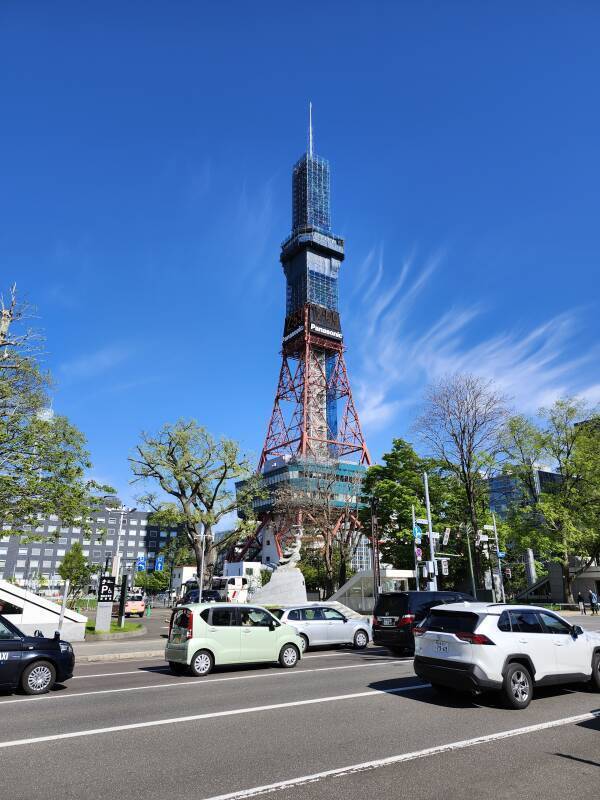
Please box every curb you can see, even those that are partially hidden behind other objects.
[75,648,164,663]
[84,626,147,642]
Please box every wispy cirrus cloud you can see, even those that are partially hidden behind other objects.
[59,344,134,381]
[349,248,599,431]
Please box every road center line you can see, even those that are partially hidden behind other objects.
[0,660,402,705]
[199,708,600,800]
[0,684,428,749]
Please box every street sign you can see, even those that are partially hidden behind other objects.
[416,518,428,525]
[498,551,506,559]
[415,547,422,561]
[479,534,489,542]
[155,555,165,572]
[442,527,450,546]
[412,524,422,538]
[136,556,146,572]
[483,525,495,532]
[97,576,116,603]
[441,558,449,576]
[505,568,512,578]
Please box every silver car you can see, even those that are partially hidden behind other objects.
[271,604,371,652]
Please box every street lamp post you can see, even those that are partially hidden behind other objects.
[423,472,438,591]
[107,505,136,581]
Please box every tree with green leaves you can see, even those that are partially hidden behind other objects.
[502,399,600,602]
[134,569,170,594]
[58,542,98,605]
[130,420,264,586]
[362,438,476,590]
[0,285,113,536]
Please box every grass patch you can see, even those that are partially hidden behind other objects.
[86,621,144,635]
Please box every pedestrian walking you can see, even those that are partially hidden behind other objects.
[588,589,598,615]
[578,592,586,614]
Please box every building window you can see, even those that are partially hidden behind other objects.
[18,548,27,555]
[57,549,65,556]
[108,518,117,524]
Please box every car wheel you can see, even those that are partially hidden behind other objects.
[189,649,214,677]
[589,652,600,691]
[169,661,187,676]
[353,630,369,650]
[299,634,309,653]
[279,644,299,668]
[21,660,56,695]
[139,612,144,618]
[503,663,533,709]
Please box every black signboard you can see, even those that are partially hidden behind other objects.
[98,575,116,603]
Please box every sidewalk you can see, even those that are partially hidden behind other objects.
[73,637,165,663]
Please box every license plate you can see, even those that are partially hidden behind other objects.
[382,618,394,626]
[435,641,448,654]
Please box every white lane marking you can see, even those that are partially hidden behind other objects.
[71,651,377,679]
[0,660,403,705]
[200,708,600,800]
[0,684,428,749]
[72,669,170,680]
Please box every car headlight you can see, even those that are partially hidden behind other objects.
[59,642,73,653]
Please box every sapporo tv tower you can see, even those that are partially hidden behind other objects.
[234,106,371,564]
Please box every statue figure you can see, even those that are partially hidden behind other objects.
[278,531,302,570]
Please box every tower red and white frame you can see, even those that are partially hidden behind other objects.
[259,303,371,470]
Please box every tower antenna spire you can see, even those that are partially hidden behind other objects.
[308,101,313,157]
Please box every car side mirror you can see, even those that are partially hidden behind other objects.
[34,629,44,638]
[269,621,276,631]
[342,616,348,623]
[572,625,584,638]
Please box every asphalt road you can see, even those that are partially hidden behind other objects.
[2,639,600,799]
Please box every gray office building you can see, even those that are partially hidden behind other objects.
[0,496,178,589]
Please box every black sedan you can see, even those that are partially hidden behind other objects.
[0,614,75,695]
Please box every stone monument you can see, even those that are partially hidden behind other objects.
[250,532,307,605]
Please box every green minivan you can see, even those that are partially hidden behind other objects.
[165,603,304,676]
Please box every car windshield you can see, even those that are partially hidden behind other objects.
[375,595,407,616]
[421,611,479,634]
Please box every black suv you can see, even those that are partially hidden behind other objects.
[0,614,75,695]
[372,591,473,655]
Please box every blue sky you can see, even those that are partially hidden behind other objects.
[3,2,600,503]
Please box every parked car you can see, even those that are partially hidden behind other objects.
[372,591,473,655]
[0,614,75,695]
[270,604,371,652]
[414,602,600,709]
[165,603,303,676]
[176,589,221,605]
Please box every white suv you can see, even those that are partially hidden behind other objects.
[270,604,371,652]
[414,602,600,709]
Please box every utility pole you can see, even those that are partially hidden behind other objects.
[411,505,420,592]
[196,523,206,601]
[464,525,478,599]
[370,498,381,603]
[423,472,437,591]
[486,513,506,603]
